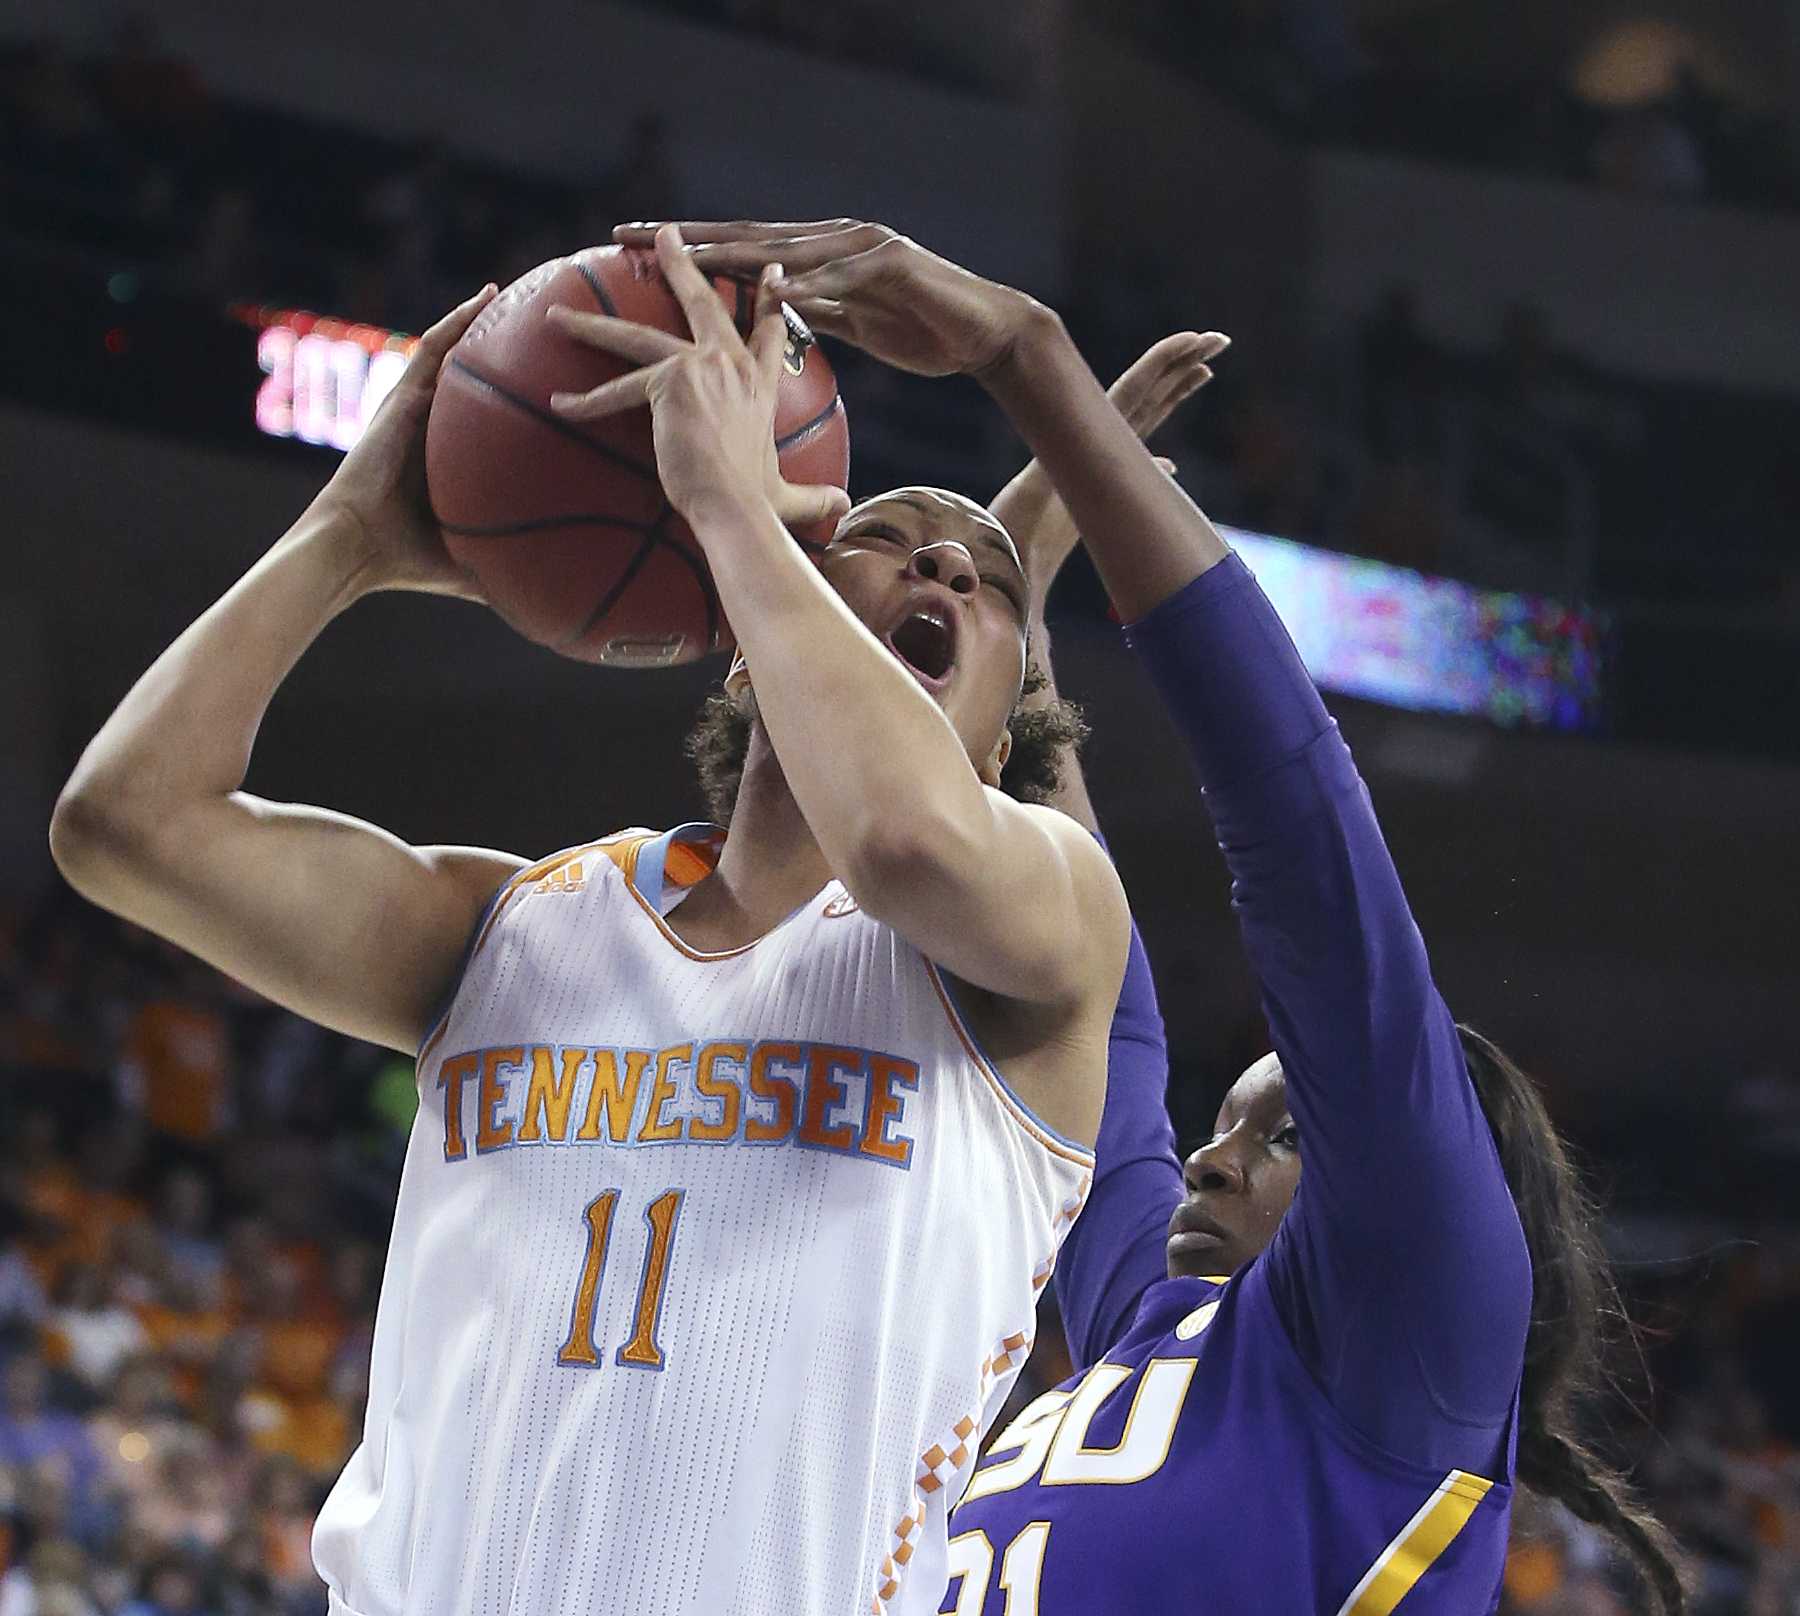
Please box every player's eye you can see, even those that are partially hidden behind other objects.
[982,572,1025,613]
[1271,1124,1299,1150]
[858,524,908,546]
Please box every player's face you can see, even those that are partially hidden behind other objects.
[1167,1054,1300,1280]
[814,487,1028,781]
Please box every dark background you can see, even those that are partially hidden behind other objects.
[2,2,1797,1612]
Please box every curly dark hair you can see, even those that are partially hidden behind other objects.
[686,666,1087,827]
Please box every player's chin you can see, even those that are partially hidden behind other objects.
[1164,1231,1242,1281]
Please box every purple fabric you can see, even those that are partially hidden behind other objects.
[1051,918,1180,1370]
[1119,552,1531,1471]
[943,554,1529,1613]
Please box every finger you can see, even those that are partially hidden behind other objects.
[1136,360,1216,426]
[749,264,790,388]
[546,303,690,364]
[413,283,498,369]
[691,225,885,279]
[774,479,853,529]
[1105,332,1210,408]
[615,218,855,245]
[1122,357,1218,438]
[687,239,806,277]
[774,295,852,342]
[655,224,740,349]
[548,362,668,420]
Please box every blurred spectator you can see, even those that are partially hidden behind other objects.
[44,1267,147,1393]
[1360,283,1446,466]
[86,1356,185,1507]
[128,1436,231,1556]
[0,1538,101,1616]
[249,1457,318,1601]
[0,1207,49,1343]
[0,1358,98,1508]
[116,981,231,1153]
[150,1174,221,1309]
[116,1556,207,1616]
[1591,103,1706,200]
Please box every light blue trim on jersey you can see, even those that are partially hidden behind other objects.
[632,822,722,915]
[928,961,1096,1160]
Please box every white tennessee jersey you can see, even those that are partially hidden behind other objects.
[313,824,1093,1616]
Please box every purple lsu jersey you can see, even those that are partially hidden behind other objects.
[944,1265,1512,1614]
[941,553,1532,1615]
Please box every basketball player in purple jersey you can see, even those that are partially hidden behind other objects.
[617,218,1685,1615]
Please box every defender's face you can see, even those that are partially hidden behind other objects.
[1167,1054,1301,1280]
[814,487,1028,778]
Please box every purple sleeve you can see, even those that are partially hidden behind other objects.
[1123,555,1531,1466]
[1052,918,1181,1370]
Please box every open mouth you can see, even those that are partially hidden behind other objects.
[885,604,957,689]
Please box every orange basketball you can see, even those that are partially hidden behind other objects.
[426,245,850,666]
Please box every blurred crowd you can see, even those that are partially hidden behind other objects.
[1077,283,1799,608]
[5,861,1800,1613]
[0,20,678,336]
[1113,0,1800,213]
[7,20,1798,613]
[0,894,417,1616]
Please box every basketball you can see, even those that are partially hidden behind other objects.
[425,245,850,667]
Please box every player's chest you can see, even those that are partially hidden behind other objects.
[435,899,948,1166]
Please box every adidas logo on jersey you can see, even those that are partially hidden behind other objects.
[823,890,859,919]
[534,863,586,896]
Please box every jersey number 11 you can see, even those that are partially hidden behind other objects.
[556,1188,684,1370]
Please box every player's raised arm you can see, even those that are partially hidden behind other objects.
[551,227,1129,1042]
[988,338,1217,1366]
[49,287,528,1056]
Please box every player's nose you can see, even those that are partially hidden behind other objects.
[908,540,978,597]
[1184,1134,1249,1197]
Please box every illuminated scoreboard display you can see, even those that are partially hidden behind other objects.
[240,305,419,452]
[242,308,1604,731]
[1226,528,1605,731]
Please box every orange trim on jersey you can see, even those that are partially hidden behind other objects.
[665,839,717,889]
[923,962,1096,1168]
[417,832,640,1070]
[614,832,813,965]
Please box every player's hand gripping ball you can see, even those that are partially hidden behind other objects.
[425,246,850,667]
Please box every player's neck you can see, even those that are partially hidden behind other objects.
[673,728,833,949]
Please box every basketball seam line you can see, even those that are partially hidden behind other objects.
[653,507,722,652]
[446,357,660,482]
[563,516,666,651]
[561,496,720,656]
[776,394,843,451]
[572,257,620,318]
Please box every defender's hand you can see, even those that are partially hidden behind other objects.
[307,283,497,598]
[993,331,1229,618]
[549,226,850,536]
[614,218,1038,379]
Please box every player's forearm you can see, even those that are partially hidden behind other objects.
[981,310,1230,621]
[51,506,374,889]
[691,496,996,888]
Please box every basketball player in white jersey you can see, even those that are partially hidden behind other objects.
[50,228,1136,1615]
